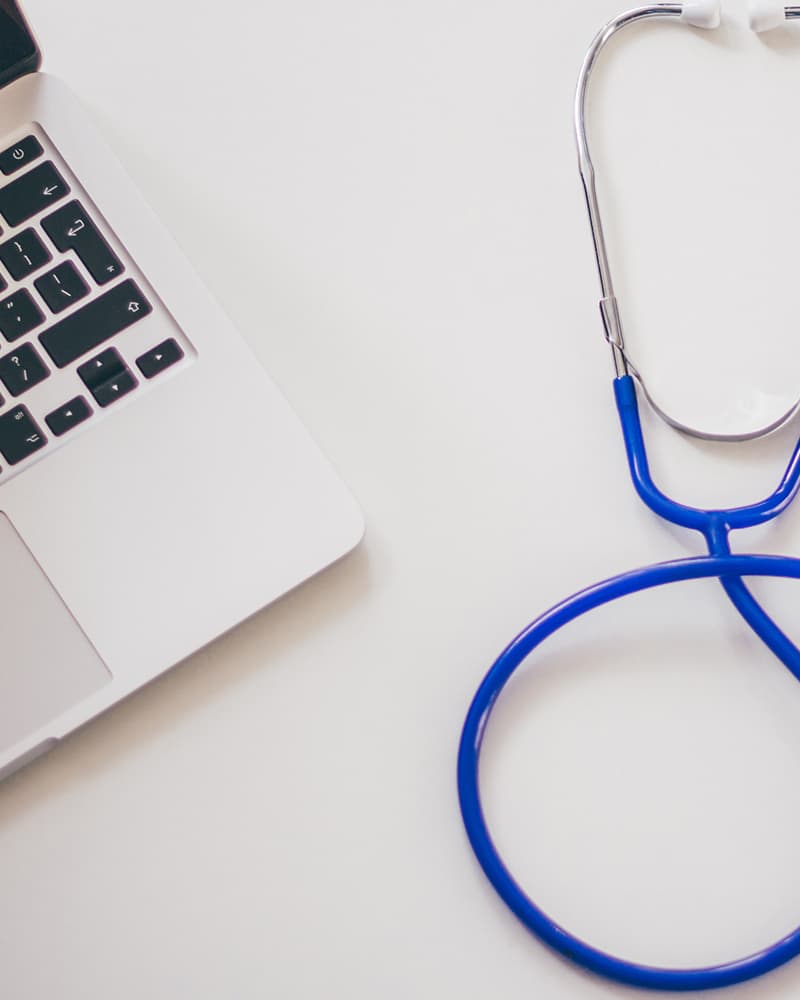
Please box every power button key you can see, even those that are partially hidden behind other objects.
[0,135,43,176]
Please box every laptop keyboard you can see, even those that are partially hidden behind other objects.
[0,127,192,482]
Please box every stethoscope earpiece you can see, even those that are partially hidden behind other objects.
[749,0,792,32]
[680,0,722,29]
[680,0,796,33]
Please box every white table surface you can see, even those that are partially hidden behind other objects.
[6,1,800,997]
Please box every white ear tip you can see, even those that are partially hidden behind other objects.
[749,0,787,31]
[680,0,721,28]
[679,0,721,28]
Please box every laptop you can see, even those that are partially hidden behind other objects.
[0,2,364,780]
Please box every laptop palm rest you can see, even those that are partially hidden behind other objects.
[0,511,110,754]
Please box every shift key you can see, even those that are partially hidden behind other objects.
[39,280,152,368]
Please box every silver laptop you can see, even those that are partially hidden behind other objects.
[0,3,364,780]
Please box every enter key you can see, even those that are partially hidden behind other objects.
[41,200,124,285]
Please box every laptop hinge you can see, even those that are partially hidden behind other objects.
[0,1,41,90]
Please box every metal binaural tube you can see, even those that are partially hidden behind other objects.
[574,5,682,375]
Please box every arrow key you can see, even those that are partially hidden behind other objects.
[136,338,184,379]
[45,395,92,436]
[78,347,138,407]
[90,368,137,408]
[77,347,126,389]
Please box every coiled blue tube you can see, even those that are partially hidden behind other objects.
[457,376,800,991]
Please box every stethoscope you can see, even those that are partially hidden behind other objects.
[457,1,800,992]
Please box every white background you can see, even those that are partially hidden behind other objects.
[5,1,800,997]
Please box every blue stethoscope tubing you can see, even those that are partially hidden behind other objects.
[457,375,800,991]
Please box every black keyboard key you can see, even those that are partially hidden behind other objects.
[45,395,91,436]
[77,347,126,389]
[0,135,43,176]
[90,367,137,408]
[35,261,89,314]
[136,338,184,379]
[0,288,44,342]
[39,279,151,368]
[0,405,46,464]
[0,228,51,280]
[41,200,123,285]
[78,346,137,407]
[0,342,49,397]
[0,161,70,227]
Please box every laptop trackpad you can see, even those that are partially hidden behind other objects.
[0,512,111,754]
